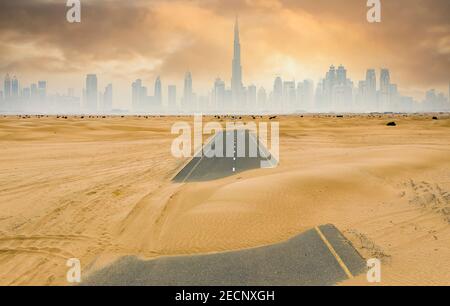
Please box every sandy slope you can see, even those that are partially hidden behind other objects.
[0,115,449,285]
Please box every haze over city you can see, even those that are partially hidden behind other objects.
[0,0,449,113]
[1,0,450,288]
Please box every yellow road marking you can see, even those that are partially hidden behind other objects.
[315,226,354,279]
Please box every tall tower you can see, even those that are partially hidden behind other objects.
[183,72,193,111]
[4,74,11,99]
[380,68,391,111]
[231,16,243,107]
[11,76,19,98]
[103,84,113,112]
[85,74,98,113]
[380,69,390,94]
[364,69,377,111]
[154,76,162,106]
[168,85,177,111]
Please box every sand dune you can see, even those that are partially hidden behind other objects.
[0,115,449,285]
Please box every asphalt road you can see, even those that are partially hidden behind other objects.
[173,129,274,182]
[83,224,366,286]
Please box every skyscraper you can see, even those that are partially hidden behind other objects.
[132,79,142,111]
[337,65,347,85]
[22,87,30,100]
[154,77,162,106]
[30,83,38,100]
[257,87,267,110]
[273,77,283,111]
[380,68,391,111]
[283,81,296,112]
[213,78,225,111]
[183,72,193,111]
[231,16,243,108]
[11,76,19,98]
[38,81,47,102]
[247,84,257,111]
[323,65,336,110]
[85,74,98,112]
[365,69,377,110]
[4,74,11,100]
[103,84,113,112]
[380,69,390,93]
[168,85,177,111]
[297,80,314,111]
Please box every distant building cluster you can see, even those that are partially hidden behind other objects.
[0,73,114,114]
[0,74,79,114]
[1,18,449,115]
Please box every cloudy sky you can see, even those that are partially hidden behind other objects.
[0,0,449,107]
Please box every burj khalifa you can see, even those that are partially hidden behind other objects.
[231,16,243,107]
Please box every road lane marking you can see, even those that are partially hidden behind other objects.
[315,226,354,279]
[181,132,217,183]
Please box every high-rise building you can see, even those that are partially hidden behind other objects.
[85,74,98,112]
[213,78,225,111]
[365,69,377,110]
[283,81,296,112]
[337,65,347,85]
[323,65,337,110]
[11,76,19,98]
[231,16,243,107]
[154,77,162,106]
[38,81,47,102]
[30,83,38,100]
[273,77,283,111]
[183,72,193,111]
[247,84,257,111]
[296,82,304,110]
[132,79,142,111]
[423,88,448,112]
[22,87,30,100]
[297,80,314,111]
[380,69,390,93]
[168,85,177,111]
[103,84,112,112]
[389,84,399,112]
[318,65,353,112]
[4,74,11,100]
[447,82,450,110]
[257,87,267,110]
[380,68,391,111]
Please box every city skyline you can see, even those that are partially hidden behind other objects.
[2,64,449,114]
[1,11,449,114]
[0,0,449,107]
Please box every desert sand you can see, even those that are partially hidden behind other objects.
[0,114,449,286]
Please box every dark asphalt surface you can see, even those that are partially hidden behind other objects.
[173,129,274,182]
[83,224,366,286]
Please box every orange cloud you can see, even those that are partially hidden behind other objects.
[0,0,448,104]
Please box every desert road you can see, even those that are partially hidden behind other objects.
[173,129,274,182]
[83,131,366,286]
[83,224,366,286]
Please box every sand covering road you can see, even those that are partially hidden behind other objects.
[0,115,449,285]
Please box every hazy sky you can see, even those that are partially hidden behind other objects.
[0,0,449,107]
